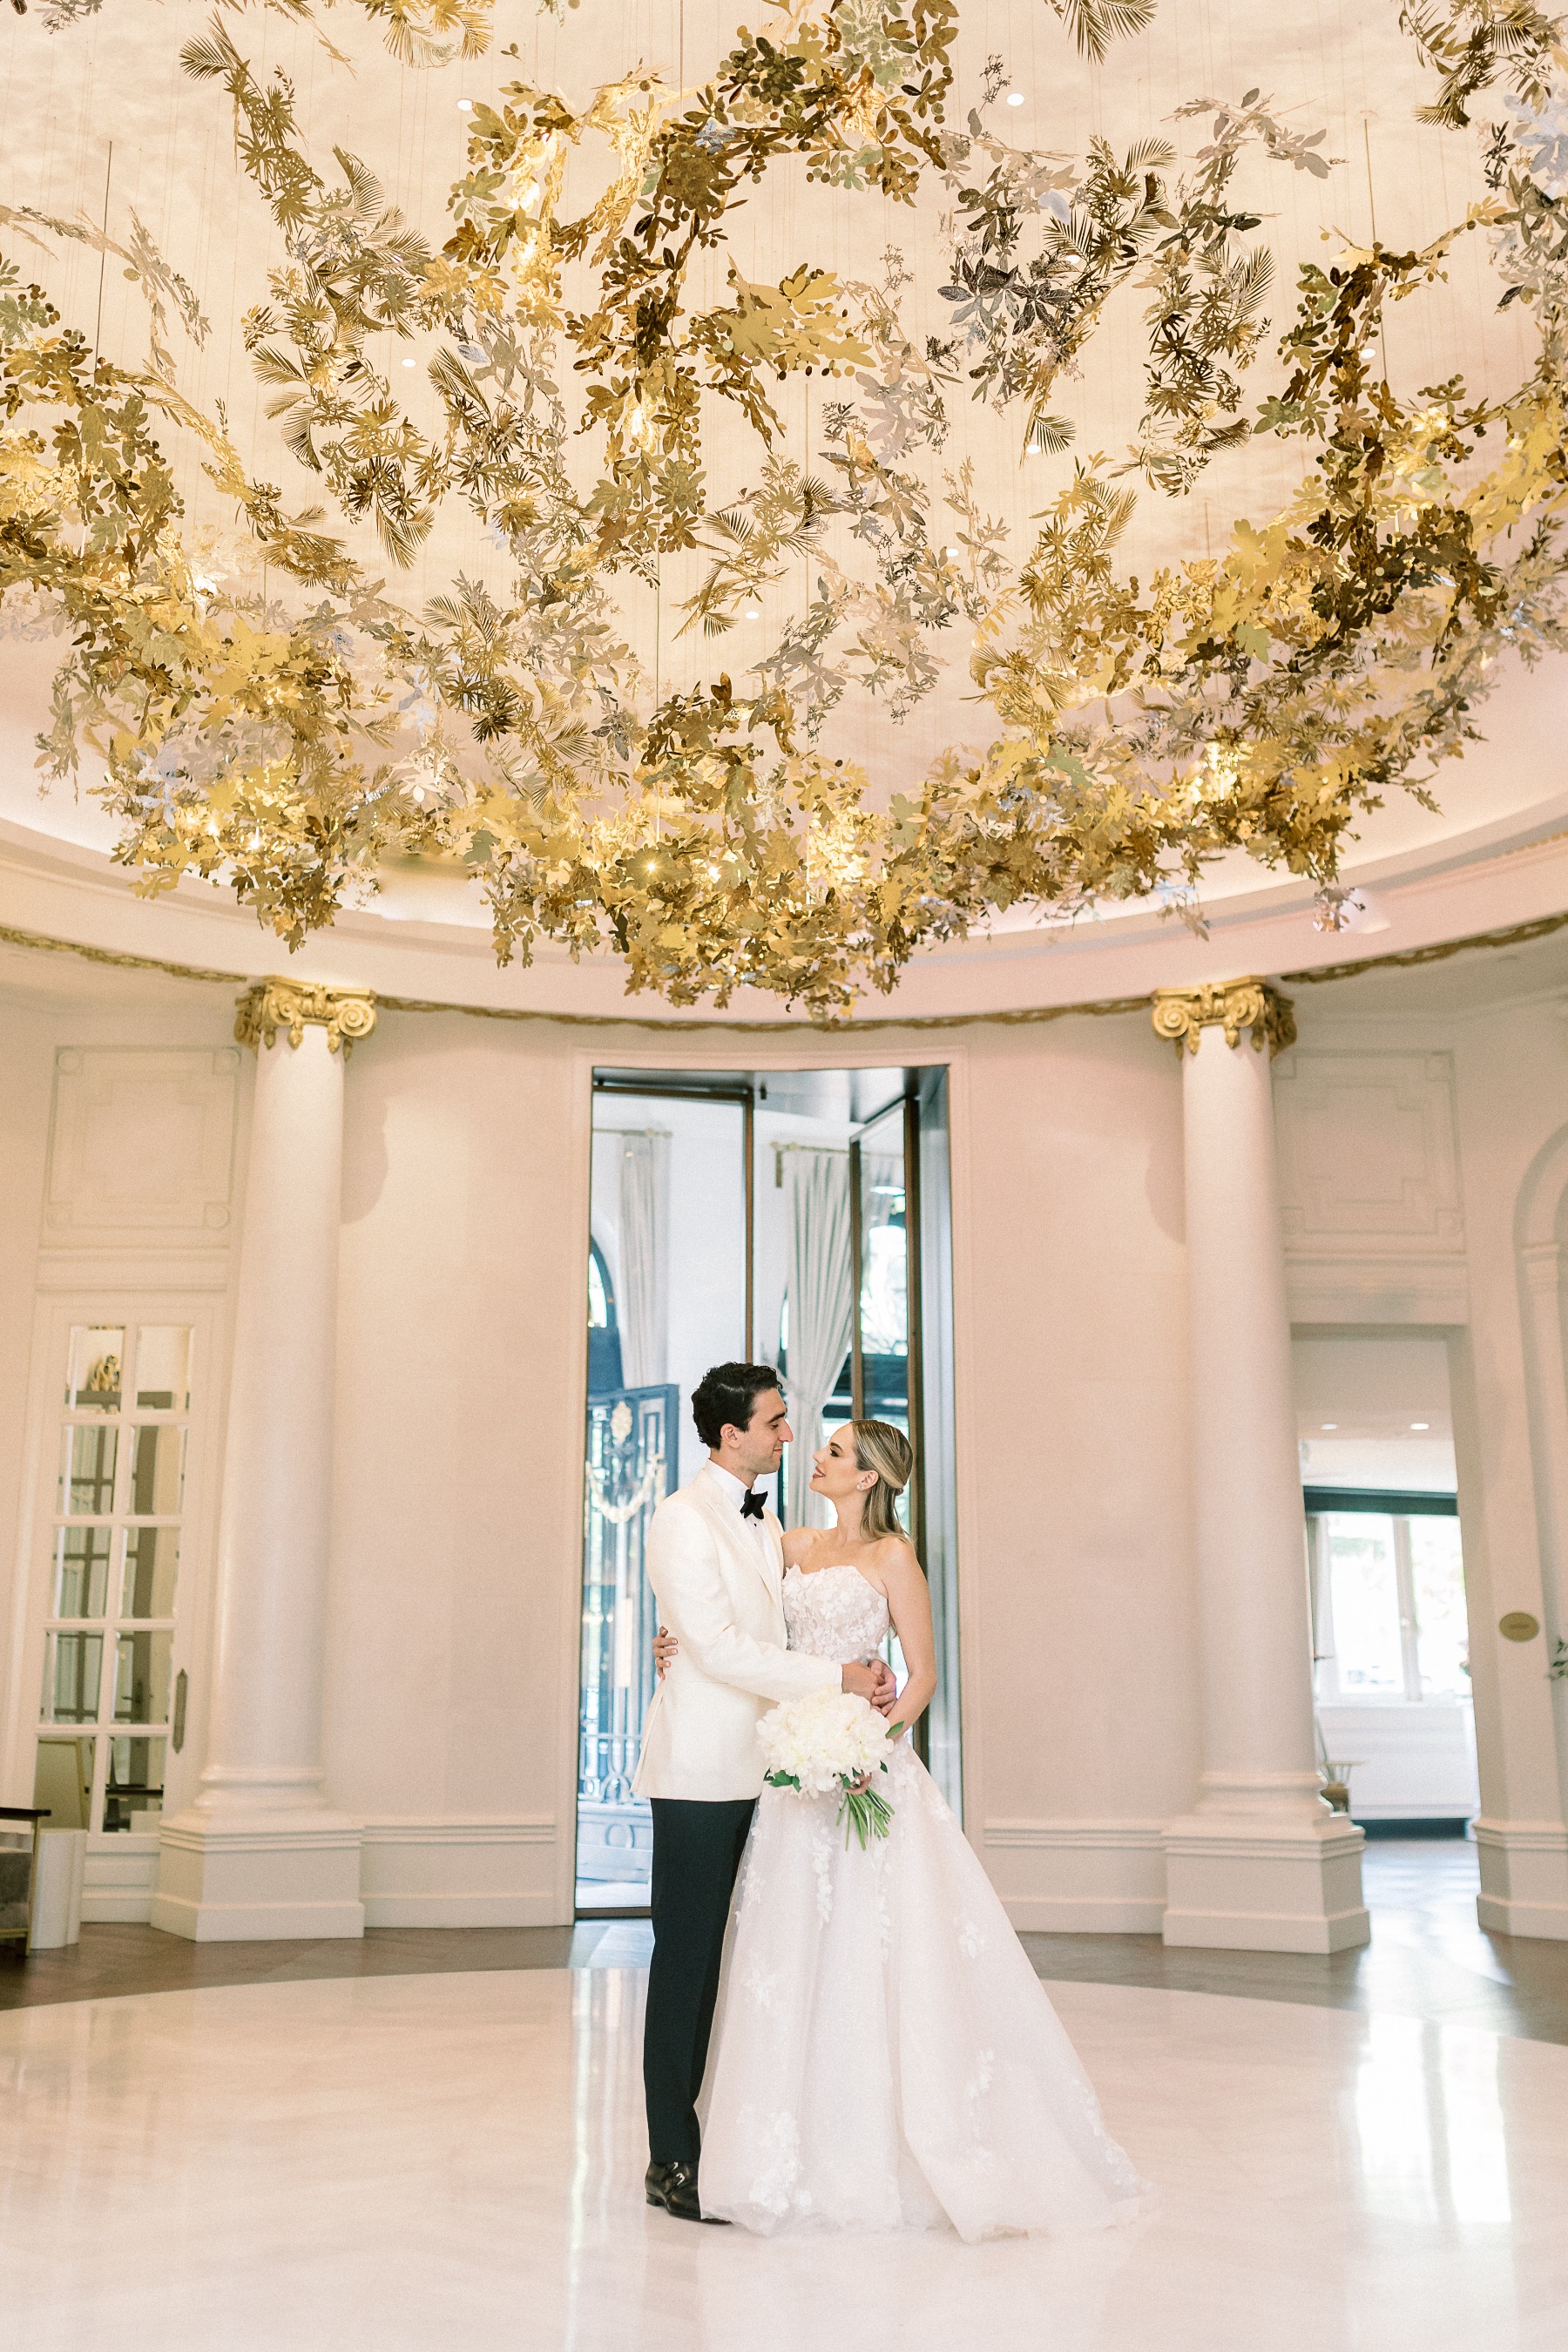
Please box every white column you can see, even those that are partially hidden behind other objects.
[152,980,375,1941]
[1152,978,1369,1954]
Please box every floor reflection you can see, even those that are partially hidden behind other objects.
[1351,2012,1513,2233]
[2,1964,1561,2351]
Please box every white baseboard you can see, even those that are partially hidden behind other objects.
[83,1889,161,1924]
[1161,1813,1370,1953]
[149,1890,367,1941]
[1472,1815,1568,1942]
[1476,1895,1568,1941]
[983,1818,1168,1936]
[1003,1894,1166,1934]
[358,1815,561,1930]
[1160,1903,1371,1955]
[359,1891,564,1928]
[81,1831,160,1925]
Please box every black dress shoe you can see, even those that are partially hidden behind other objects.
[645,2157,729,2224]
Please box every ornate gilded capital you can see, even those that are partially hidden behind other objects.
[1150,977,1296,1059]
[234,979,378,1058]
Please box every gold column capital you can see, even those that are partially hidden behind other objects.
[1150,977,1296,1059]
[234,978,378,1058]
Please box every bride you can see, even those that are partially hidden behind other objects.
[654,1416,1144,2242]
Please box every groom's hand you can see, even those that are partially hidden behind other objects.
[841,1660,898,1711]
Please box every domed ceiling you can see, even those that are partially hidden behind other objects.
[3,0,1567,1020]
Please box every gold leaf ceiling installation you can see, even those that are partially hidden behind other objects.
[3,0,1568,1013]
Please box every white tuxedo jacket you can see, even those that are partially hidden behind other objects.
[632,1470,838,1802]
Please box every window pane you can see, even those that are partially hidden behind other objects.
[130,1424,186,1517]
[112,1630,172,1726]
[51,1524,112,1619]
[33,1736,93,1830]
[60,1423,118,1515]
[41,1631,104,1723]
[861,1151,908,1359]
[66,1327,124,1411]
[119,1525,179,1620]
[1409,1517,1471,1697]
[133,1327,192,1412]
[103,1736,166,1833]
[1325,1515,1404,1694]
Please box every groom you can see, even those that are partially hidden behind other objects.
[632,1361,896,2222]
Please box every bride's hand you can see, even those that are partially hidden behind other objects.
[652,1625,678,1679]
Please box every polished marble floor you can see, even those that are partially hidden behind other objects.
[3,1961,1565,2351]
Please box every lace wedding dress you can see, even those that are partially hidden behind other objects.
[699,1563,1146,2241]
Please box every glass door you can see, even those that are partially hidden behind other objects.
[576,1085,749,1913]
[35,1322,191,1837]
[573,1065,961,1904]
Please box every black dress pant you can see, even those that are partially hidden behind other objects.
[644,1796,756,2165]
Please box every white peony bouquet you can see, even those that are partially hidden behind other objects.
[758,1684,902,1848]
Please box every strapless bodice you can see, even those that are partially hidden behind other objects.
[782,1562,890,1663]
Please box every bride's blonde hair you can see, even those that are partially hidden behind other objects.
[849,1420,914,1541]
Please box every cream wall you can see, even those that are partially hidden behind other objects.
[3,949,1568,1936]
[956,1021,1200,1930]
[328,1015,589,1924]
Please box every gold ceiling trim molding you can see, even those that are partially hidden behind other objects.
[1280,906,1568,986]
[1,907,1567,1035]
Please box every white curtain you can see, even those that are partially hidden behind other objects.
[618,1134,668,1390]
[784,1148,855,1530]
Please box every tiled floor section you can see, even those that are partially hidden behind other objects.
[3,1963,1562,2350]
[7,1840,1567,2043]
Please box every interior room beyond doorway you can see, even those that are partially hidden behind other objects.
[1294,1333,1478,1927]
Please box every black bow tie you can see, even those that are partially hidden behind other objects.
[740,1489,766,1521]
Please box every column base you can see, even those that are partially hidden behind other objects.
[151,1809,365,1942]
[1473,1817,1568,1942]
[1161,1811,1369,1954]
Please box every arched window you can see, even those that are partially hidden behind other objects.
[588,1240,613,1329]
[587,1239,624,1395]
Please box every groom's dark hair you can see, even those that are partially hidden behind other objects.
[692,1362,782,1450]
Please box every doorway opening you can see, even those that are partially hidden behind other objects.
[1294,1334,1479,1931]
[575,1066,957,1916]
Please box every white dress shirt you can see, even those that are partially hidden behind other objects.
[703,1458,771,1547]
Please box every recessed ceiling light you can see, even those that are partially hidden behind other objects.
[1410,1421,1429,1430]
[743,604,761,618]
[401,357,416,369]
[1006,91,1025,106]
[1321,1423,1337,1431]
[457,98,473,112]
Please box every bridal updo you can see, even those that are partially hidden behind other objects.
[849,1420,914,1541]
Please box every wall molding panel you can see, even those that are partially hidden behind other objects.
[1275,1050,1464,1257]
[44,1046,240,1247]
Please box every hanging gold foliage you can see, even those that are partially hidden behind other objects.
[3,0,1568,1011]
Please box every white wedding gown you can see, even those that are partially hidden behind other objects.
[699,1563,1146,2241]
